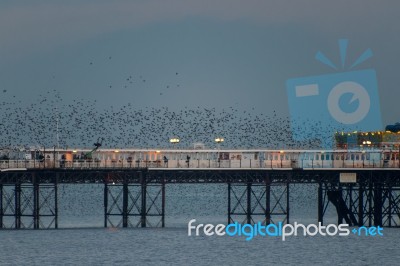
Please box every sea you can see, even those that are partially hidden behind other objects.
[1,184,399,265]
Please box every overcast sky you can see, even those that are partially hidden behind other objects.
[1,0,399,126]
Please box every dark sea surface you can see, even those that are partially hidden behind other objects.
[1,184,399,265]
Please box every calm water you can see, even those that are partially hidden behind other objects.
[1,184,399,265]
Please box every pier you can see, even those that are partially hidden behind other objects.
[1,159,400,229]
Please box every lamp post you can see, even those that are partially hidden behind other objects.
[43,146,46,169]
[362,140,371,146]
[215,137,224,167]
[170,138,180,167]
[170,138,180,147]
[362,141,372,168]
[362,150,366,168]
[321,151,325,168]
[215,137,224,146]
[53,146,56,169]
[280,150,284,168]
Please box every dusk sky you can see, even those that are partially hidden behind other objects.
[1,0,399,126]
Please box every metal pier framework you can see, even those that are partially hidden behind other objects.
[0,172,58,229]
[318,172,400,227]
[1,169,400,229]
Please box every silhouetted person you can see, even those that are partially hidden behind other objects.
[163,156,168,167]
[186,155,190,167]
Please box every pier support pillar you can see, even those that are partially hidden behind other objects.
[228,182,231,224]
[161,175,165,228]
[15,183,21,229]
[104,182,108,228]
[0,184,3,229]
[318,182,323,225]
[33,174,39,229]
[358,184,364,227]
[286,181,290,224]
[265,176,271,225]
[368,181,373,227]
[374,182,383,226]
[123,180,129,228]
[246,182,251,224]
[54,173,58,229]
[140,172,147,228]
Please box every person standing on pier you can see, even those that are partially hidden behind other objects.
[163,156,168,167]
[186,155,190,167]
